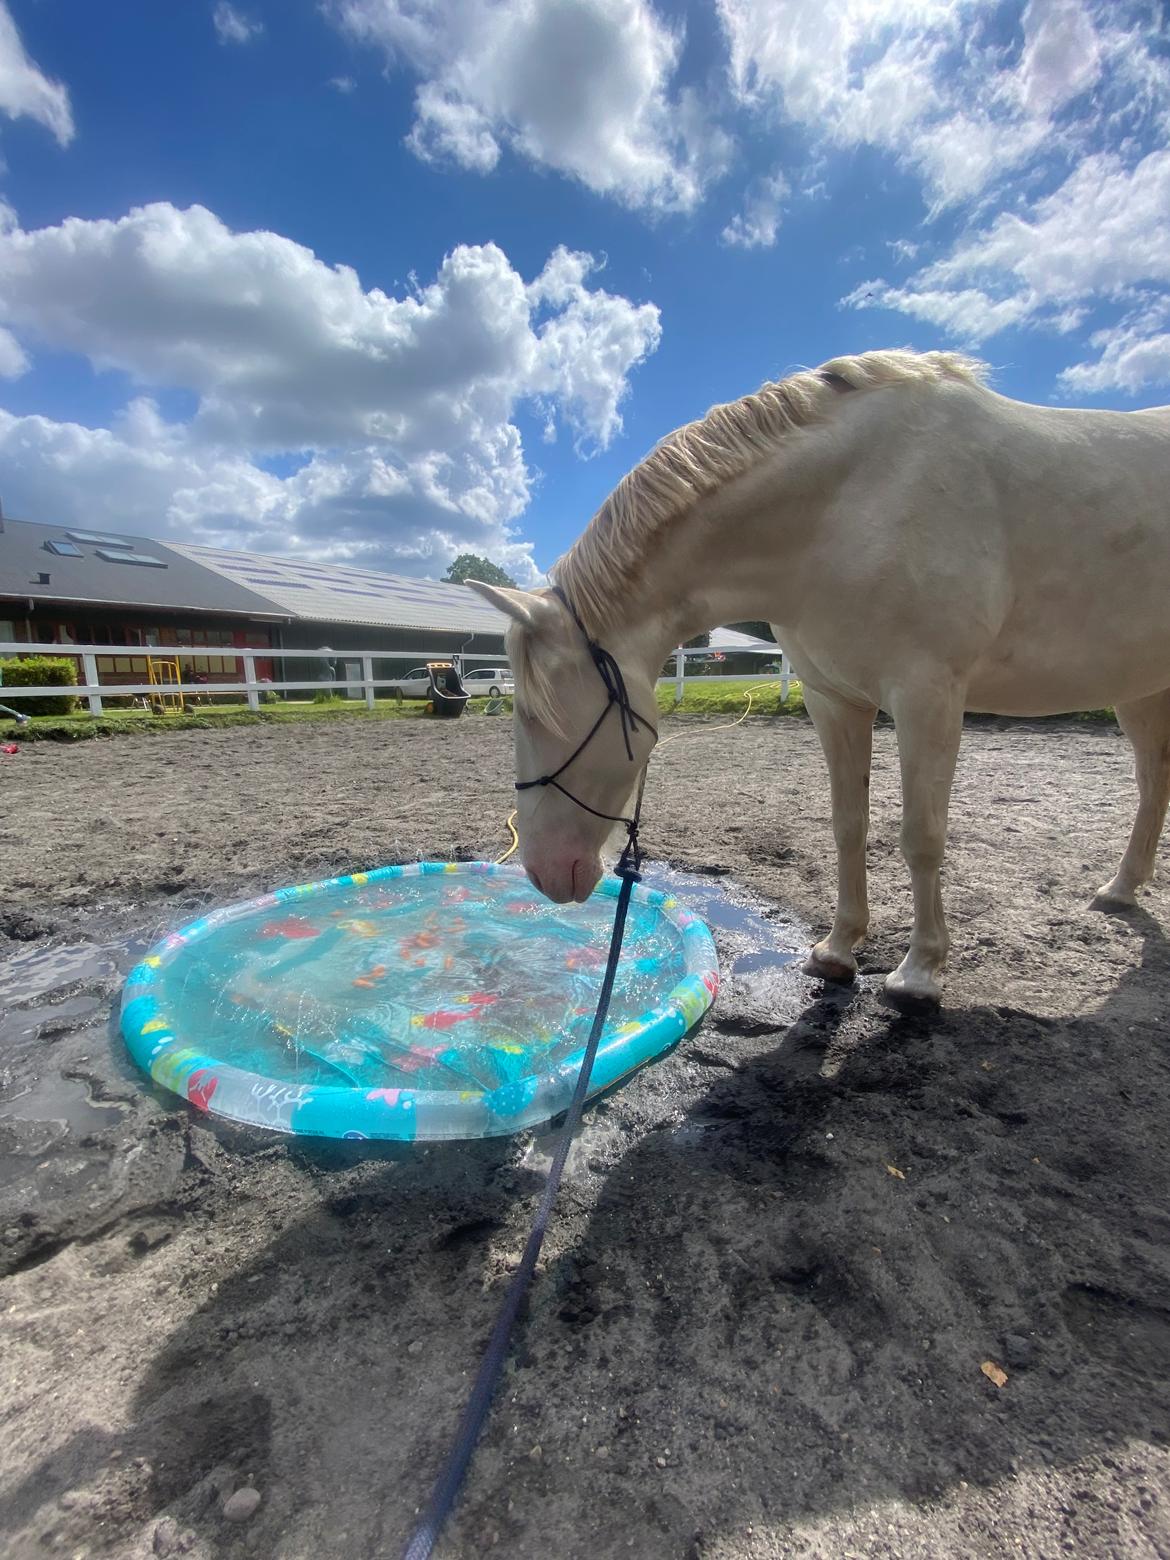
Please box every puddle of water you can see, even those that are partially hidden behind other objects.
[0,993,107,1050]
[0,1073,124,1134]
[731,948,797,975]
[0,941,118,1004]
[641,865,804,977]
[0,935,144,1140]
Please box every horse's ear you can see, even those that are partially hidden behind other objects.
[465,580,552,630]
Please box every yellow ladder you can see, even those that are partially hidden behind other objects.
[147,656,185,714]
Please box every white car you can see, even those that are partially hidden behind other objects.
[386,666,437,699]
[463,667,514,697]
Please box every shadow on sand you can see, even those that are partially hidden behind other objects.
[5,912,1170,1556]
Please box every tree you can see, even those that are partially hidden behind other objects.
[444,554,516,588]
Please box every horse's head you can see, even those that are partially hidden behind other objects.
[467,581,659,904]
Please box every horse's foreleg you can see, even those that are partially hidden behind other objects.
[885,683,965,1007]
[803,688,877,982]
[1095,689,1170,906]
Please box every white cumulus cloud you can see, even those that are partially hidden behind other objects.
[721,172,789,249]
[832,2,1170,393]
[213,3,263,45]
[0,0,73,144]
[0,204,661,576]
[714,0,1129,212]
[1059,299,1170,394]
[848,150,1170,375]
[330,0,724,212]
[1014,0,1103,118]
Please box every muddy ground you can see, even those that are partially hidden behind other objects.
[1,713,1168,1559]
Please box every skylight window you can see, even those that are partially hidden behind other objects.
[45,540,83,557]
[68,530,133,548]
[96,549,167,568]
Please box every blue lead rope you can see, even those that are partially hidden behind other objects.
[401,864,640,1560]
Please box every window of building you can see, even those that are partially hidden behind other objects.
[86,625,129,647]
[96,549,167,568]
[68,530,132,548]
[45,540,84,557]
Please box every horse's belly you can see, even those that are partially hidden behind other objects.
[967,638,1170,715]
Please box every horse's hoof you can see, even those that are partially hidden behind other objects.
[1091,881,1137,911]
[802,944,858,984]
[882,968,943,1011]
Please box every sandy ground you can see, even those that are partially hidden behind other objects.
[1,713,1169,1559]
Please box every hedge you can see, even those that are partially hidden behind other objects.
[0,655,80,717]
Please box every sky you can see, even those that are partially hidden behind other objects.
[0,0,1167,584]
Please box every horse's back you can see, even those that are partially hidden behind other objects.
[790,380,1170,716]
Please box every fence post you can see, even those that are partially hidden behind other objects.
[674,646,685,705]
[362,655,375,711]
[82,653,103,716]
[243,653,260,711]
[780,651,790,705]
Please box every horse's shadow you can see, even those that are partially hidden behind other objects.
[7,914,1170,1557]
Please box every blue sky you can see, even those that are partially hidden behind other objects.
[0,0,1168,580]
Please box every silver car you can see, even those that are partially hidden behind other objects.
[462,667,514,697]
[385,665,436,699]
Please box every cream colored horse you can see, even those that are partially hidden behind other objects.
[471,350,1170,1005]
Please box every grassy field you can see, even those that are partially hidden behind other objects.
[0,695,509,742]
[656,677,806,717]
[2,678,1118,741]
[2,681,806,740]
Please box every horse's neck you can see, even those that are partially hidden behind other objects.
[574,492,799,670]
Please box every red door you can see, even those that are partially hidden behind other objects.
[232,628,275,682]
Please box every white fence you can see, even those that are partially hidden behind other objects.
[0,640,792,717]
[659,646,791,705]
[0,641,486,716]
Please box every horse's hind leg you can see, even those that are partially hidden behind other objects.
[803,688,877,982]
[1094,689,1170,907]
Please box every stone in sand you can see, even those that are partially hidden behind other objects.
[222,1486,262,1522]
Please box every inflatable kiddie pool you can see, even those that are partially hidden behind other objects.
[120,862,719,1141]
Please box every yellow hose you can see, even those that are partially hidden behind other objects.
[496,810,520,864]
[654,680,782,751]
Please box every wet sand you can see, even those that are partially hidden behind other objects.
[1,713,1168,1558]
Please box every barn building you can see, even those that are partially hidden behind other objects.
[0,513,509,694]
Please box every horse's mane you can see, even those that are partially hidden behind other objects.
[554,348,988,636]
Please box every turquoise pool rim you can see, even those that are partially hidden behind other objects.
[119,860,720,1141]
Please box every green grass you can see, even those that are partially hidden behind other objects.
[656,678,806,717]
[2,680,1119,741]
[656,680,1119,723]
[1,694,514,742]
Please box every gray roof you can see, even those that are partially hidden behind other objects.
[0,517,510,636]
[167,542,509,634]
[0,518,282,618]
